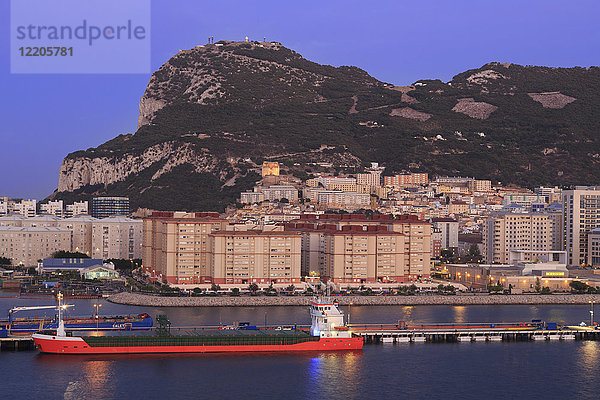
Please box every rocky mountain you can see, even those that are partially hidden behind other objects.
[52,40,600,211]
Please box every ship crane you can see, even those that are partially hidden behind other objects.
[8,294,74,324]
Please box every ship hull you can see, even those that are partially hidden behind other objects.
[32,334,363,354]
[1,316,153,336]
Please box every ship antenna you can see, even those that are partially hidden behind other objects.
[57,292,66,337]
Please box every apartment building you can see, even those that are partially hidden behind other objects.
[142,212,228,284]
[261,185,298,202]
[467,180,492,193]
[91,197,130,218]
[307,176,357,190]
[482,212,552,264]
[384,173,428,187]
[65,201,89,217]
[210,229,302,285]
[57,215,97,255]
[563,187,600,266]
[286,213,431,282]
[91,216,142,260]
[40,200,64,218]
[357,171,382,187]
[12,199,37,217]
[431,218,459,250]
[0,226,71,267]
[316,191,370,209]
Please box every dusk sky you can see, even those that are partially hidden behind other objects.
[2,0,599,199]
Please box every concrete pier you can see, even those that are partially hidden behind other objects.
[0,337,35,352]
[354,328,600,344]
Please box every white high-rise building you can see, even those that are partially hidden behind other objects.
[65,201,89,217]
[562,187,600,266]
[482,212,552,264]
[40,200,64,218]
[91,216,143,260]
[12,199,37,217]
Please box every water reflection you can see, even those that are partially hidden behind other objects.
[453,306,466,323]
[305,352,362,398]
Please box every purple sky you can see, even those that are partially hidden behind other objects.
[2,0,599,199]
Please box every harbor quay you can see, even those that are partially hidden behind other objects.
[107,292,600,307]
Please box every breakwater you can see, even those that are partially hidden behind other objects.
[107,292,600,307]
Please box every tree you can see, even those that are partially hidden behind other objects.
[468,244,481,257]
[265,283,276,296]
[210,283,221,292]
[535,277,541,293]
[248,283,259,294]
[286,284,295,293]
[52,250,89,259]
[0,257,11,266]
[231,288,240,296]
[569,281,589,294]
[541,286,551,294]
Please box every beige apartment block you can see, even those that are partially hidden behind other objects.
[91,216,142,260]
[210,229,302,285]
[58,215,97,255]
[316,191,371,209]
[286,213,431,282]
[563,187,600,266]
[384,173,428,187]
[357,171,382,187]
[482,212,552,264]
[322,226,406,284]
[0,226,71,267]
[143,212,229,284]
[467,180,492,193]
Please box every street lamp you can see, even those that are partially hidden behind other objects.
[93,303,102,331]
[589,300,594,327]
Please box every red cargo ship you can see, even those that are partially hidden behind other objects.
[32,297,363,354]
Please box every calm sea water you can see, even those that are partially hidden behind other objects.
[2,294,600,400]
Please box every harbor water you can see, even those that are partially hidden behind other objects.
[2,295,600,399]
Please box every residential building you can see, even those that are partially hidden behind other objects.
[316,191,370,209]
[142,212,228,284]
[431,217,459,250]
[449,201,469,215]
[0,198,8,216]
[210,229,302,284]
[261,185,298,202]
[357,171,382,187]
[0,226,71,267]
[307,176,357,190]
[562,187,600,266]
[240,191,265,204]
[588,228,600,267]
[58,215,97,255]
[286,213,431,282]
[384,173,428,187]
[65,201,89,217]
[467,180,492,193]
[12,199,37,217]
[91,197,130,218]
[482,212,552,264]
[91,216,142,260]
[40,200,64,218]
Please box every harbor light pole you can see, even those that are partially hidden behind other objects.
[589,300,594,327]
[93,303,102,331]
